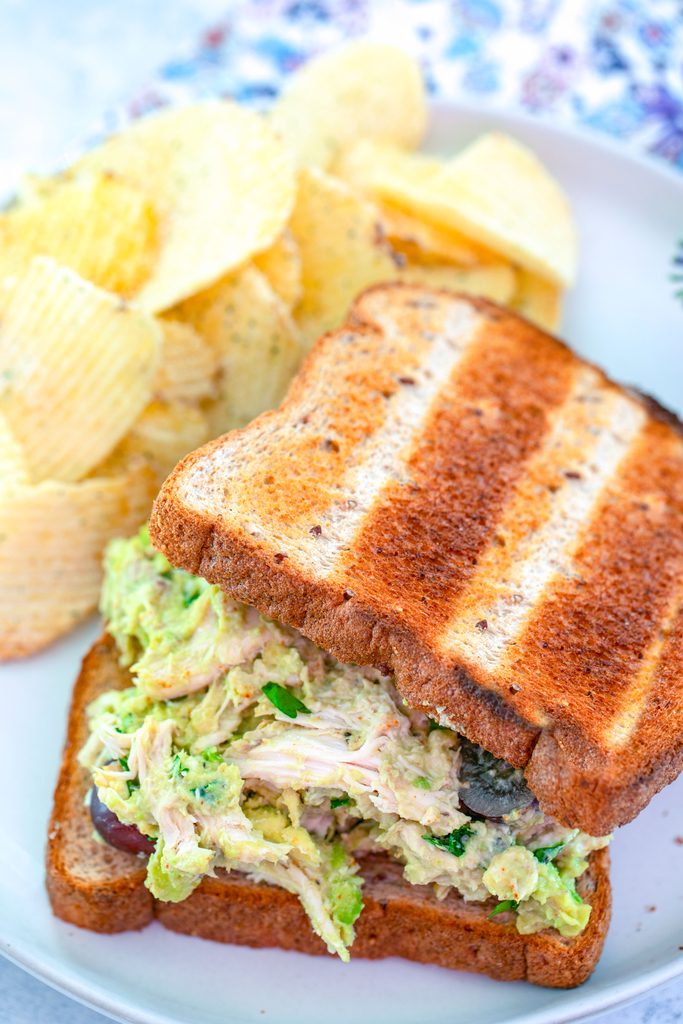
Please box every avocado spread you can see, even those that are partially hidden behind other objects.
[80,528,610,960]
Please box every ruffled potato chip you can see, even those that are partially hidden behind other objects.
[397,261,516,304]
[511,269,563,332]
[334,138,443,208]
[177,266,302,433]
[254,229,302,310]
[78,101,296,312]
[270,41,426,170]
[15,172,63,205]
[380,204,489,268]
[336,135,576,287]
[0,171,158,297]
[432,133,576,287]
[0,456,157,659]
[0,413,28,484]
[290,168,399,347]
[154,319,218,404]
[0,257,161,483]
[119,400,212,481]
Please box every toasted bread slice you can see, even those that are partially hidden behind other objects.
[47,634,611,987]
[150,284,683,837]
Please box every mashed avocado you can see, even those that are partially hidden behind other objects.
[81,528,610,959]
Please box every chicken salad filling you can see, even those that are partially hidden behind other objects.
[80,527,610,961]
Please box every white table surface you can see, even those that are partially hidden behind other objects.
[0,1,681,1021]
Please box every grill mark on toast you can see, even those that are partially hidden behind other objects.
[440,376,646,679]
[333,311,576,635]
[191,292,483,561]
[504,419,683,745]
[624,599,683,767]
[605,583,683,748]
[296,296,482,570]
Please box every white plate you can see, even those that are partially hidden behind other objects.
[1,102,683,1024]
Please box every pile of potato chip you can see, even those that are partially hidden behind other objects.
[0,40,576,658]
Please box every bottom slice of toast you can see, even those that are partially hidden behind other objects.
[47,636,612,988]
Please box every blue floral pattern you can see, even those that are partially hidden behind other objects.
[108,0,683,171]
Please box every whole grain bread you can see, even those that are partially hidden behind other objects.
[46,634,611,988]
[150,284,683,837]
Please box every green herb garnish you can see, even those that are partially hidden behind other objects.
[331,796,352,809]
[533,841,565,864]
[118,755,138,796]
[422,824,474,857]
[566,880,583,905]
[202,747,223,763]
[262,681,311,719]
[413,776,431,790]
[182,587,202,607]
[191,780,223,804]
[171,753,188,778]
[488,899,519,918]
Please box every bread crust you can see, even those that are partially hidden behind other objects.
[46,636,152,932]
[46,634,611,988]
[149,284,683,836]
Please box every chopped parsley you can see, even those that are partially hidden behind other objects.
[171,753,188,778]
[330,796,352,809]
[118,755,138,796]
[488,899,519,918]
[533,841,565,864]
[413,776,431,790]
[262,681,311,719]
[202,747,223,763]
[422,824,474,857]
[567,880,583,905]
[191,780,223,804]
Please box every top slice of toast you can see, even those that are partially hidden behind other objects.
[150,284,683,836]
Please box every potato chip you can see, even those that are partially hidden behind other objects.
[429,134,576,286]
[0,413,28,484]
[0,257,161,483]
[511,269,563,332]
[397,261,517,304]
[16,170,71,205]
[270,41,426,170]
[334,138,442,205]
[0,456,157,659]
[290,168,399,347]
[336,134,576,287]
[0,171,158,297]
[177,266,302,432]
[154,319,218,404]
[118,400,212,481]
[380,204,488,267]
[78,102,296,312]
[208,270,302,433]
[254,229,302,310]
[15,173,59,205]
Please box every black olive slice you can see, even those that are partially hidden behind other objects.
[458,740,533,818]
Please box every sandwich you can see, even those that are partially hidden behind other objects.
[48,285,683,987]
